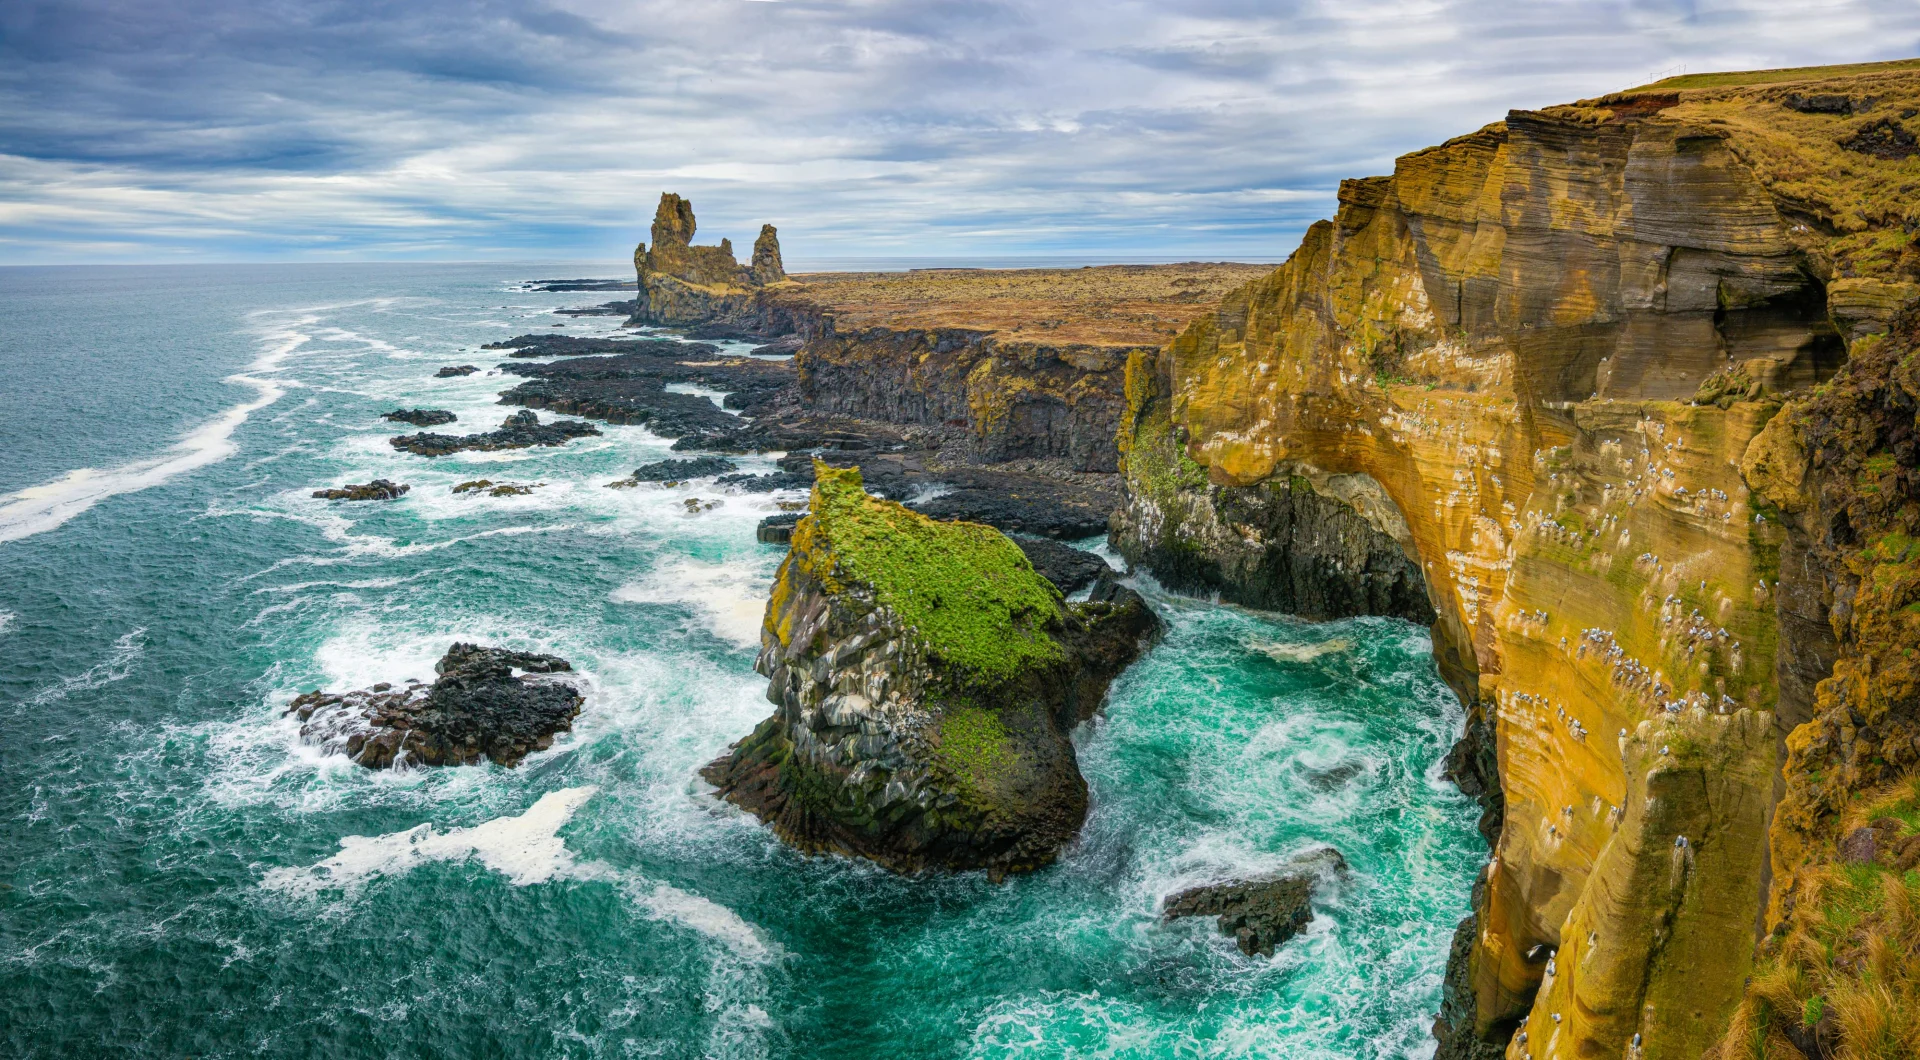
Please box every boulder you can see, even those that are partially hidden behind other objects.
[435,365,480,377]
[701,463,1159,878]
[1163,876,1314,957]
[285,643,582,769]
[312,479,409,501]
[1013,537,1115,593]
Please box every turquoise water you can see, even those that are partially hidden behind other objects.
[0,264,1482,1058]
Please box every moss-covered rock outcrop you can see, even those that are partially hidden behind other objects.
[1111,62,1920,1060]
[701,463,1159,878]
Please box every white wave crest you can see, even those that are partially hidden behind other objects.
[612,558,770,648]
[0,316,308,545]
[29,627,146,706]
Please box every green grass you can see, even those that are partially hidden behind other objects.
[1628,58,1920,92]
[807,463,1064,682]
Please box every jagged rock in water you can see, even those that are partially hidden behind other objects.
[519,278,635,292]
[1163,876,1313,957]
[701,463,1160,878]
[452,479,539,497]
[554,299,637,317]
[756,512,802,544]
[719,470,815,493]
[388,410,600,457]
[284,643,582,769]
[312,480,409,501]
[383,408,457,427]
[1013,537,1114,594]
[631,456,737,482]
[435,365,479,377]
[483,334,719,359]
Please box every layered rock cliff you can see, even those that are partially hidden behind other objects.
[1112,63,1920,1060]
[702,463,1159,878]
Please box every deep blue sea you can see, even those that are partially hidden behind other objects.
[0,263,1480,1058]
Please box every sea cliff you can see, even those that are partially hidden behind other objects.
[1111,61,1920,1059]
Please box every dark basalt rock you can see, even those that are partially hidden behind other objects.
[555,299,637,317]
[1839,117,1919,160]
[492,341,792,436]
[756,512,802,544]
[1014,537,1114,593]
[285,643,583,769]
[312,479,409,501]
[912,488,1111,540]
[1163,876,1313,956]
[383,408,457,427]
[632,456,738,482]
[718,470,815,493]
[1785,92,1859,115]
[749,335,804,357]
[482,333,720,359]
[520,278,636,292]
[389,410,600,457]
[683,322,775,341]
[436,365,480,377]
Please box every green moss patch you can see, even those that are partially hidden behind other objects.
[935,705,1016,801]
[806,462,1064,681]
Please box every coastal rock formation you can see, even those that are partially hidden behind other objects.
[629,456,737,482]
[389,410,600,457]
[1109,64,1920,1060]
[311,480,409,501]
[452,479,540,497]
[1163,877,1313,957]
[286,643,582,769]
[436,365,479,377]
[631,193,789,329]
[383,409,456,427]
[701,463,1159,878]
[1012,537,1114,594]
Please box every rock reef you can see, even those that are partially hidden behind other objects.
[383,408,456,427]
[286,643,582,769]
[389,410,600,457]
[311,480,409,501]
[701,464,1159,878]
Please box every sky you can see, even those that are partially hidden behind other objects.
[2,0,1918,266]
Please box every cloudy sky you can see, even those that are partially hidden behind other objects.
[2,0,1917,266]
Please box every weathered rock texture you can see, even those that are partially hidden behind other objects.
[1112,62,1920,1060]
[286,644,582,769]
[631,193,791,328]
[311,480,409,501]
[701,464,1159,878]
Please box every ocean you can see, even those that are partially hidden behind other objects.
[0,263,1481,1058]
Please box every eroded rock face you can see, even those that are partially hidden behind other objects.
[312,480,409,501]
[286,643,582,769]
[1111,73,1920,1059]
[631,193,787,328]
[701,464,1159,878]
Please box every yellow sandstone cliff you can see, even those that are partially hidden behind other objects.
[1113,60,1920,1059]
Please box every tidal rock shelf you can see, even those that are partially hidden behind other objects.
[311,480,409,501]
[701,463,1159,879]
[286,643,582,769]
[389,410,600,457]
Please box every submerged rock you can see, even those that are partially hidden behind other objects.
[383,408,457,427]
[701,463,1160,878]
[452,479,540,497]
[435,364,480,377]
[285,643,582,769]
[311,479,409,501]
[389,410,600,457]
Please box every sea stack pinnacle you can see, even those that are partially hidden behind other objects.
[629,193,786,328]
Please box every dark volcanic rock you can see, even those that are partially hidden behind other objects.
[389,410,601,457]
[452,479,540,497]
[718,470,815,493]
[285,643,583,769]
[632,456,738,482]
[492,341,792,436]
[756,512,802,544]
[483,333,720,359]
[383,408,457,427]
[555,299,638,317]
[1014,538,1114,593]
[749,335,804,357]
[912,488,1111,540]
[1784,92,1858,115]
[683,322,775,341]
[436,365,480,377]
[1163,876,1314,957]
[1839,117,1919,160]
[312,479,409,501]
[521,278,636,292]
